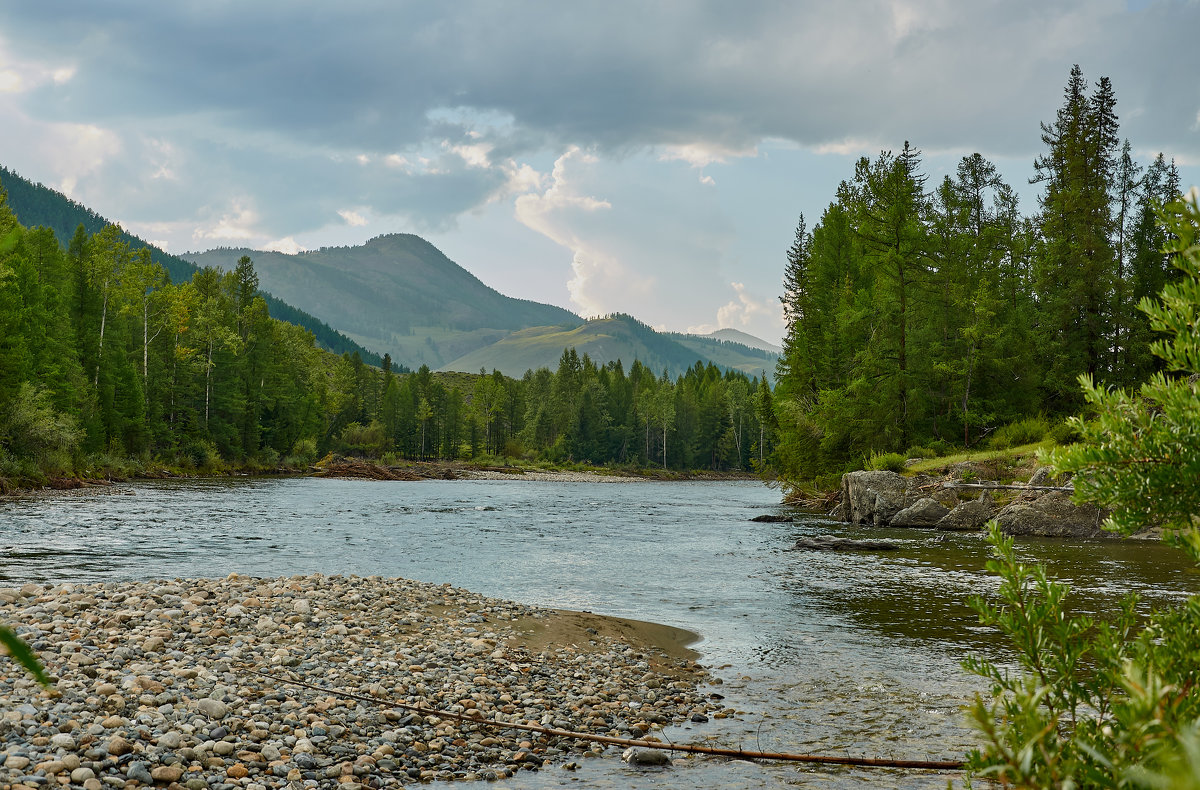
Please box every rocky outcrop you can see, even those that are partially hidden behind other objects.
[833,467,1113,539]
[993,492,1108,538]
[891,497,950,527]
[837,471,932,525]
[936,491,995,531]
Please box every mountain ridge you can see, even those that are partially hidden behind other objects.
[0,164,385,366]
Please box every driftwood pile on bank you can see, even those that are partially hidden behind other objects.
[312,460,460,481]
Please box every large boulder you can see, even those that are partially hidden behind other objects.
[994,492,1108,538]
[891,497,950,528]
[838,471,928,526]
[936,491,996,532]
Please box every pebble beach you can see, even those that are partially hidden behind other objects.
[0,574,726,788]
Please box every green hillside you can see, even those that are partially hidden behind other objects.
[441,313,778,380]
[0,165,384,366]
[699,328,782,354]
[185,235,583,366]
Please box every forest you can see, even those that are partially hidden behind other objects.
[0,200,772,483]
[771,65,1187,482]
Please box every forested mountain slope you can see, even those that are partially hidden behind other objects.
[440,313,778,380]
[0,166,383,365]
[186,236,584,366]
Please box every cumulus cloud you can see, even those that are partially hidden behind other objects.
[192,200,262,243]
[716,282,783,330]
[338,209,368,227]
[513,148,639,316]
[264,236,305,254]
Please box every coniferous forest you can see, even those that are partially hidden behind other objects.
[0,191,772,483]
[2,65,1191,488]
[771,66,1185,482]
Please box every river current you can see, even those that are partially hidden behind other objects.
[2,477,1197,788]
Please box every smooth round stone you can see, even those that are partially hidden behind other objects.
[71,767,96,782]
[50,733,77,750]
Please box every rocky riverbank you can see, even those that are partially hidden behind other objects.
[0,575,725,788]
[831,467,1126,539]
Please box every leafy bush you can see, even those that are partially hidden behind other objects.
[336,420,388,458]
[866,451,907,472]
[1047,419,1082,446]
[904,445,936,459]
[180,440,221,471]
[965,523,1200,788]
[988,416,1050,449]
[3,382,81,466]
[290,437,318,465]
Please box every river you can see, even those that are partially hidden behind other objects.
[2,477,1196,788]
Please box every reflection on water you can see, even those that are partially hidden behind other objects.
[2,478,1196,788]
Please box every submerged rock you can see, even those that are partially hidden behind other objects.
[792,535,901,551]
[750,514,794,523]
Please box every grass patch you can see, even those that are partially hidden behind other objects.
[904,441,1051,477]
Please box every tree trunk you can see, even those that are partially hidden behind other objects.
[94,285,109,388]
[205,339,213,426]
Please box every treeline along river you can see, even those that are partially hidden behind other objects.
[2,478,1196,788]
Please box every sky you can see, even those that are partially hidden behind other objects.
[1,2,1197,347]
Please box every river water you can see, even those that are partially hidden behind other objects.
[2,477,1197,788]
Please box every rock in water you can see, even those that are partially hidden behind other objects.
[890,497,950,528]
[792,535,900,551]
[622,748,671,766]
[995,492,1107,538]
[936,492,995,532]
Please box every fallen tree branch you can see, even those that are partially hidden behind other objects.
[943,482,1073,492]
[244,668,965,771]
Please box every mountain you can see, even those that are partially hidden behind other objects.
[184,235,583,368]
[0,165,384,366]
[698,328,782,354]
[442,313,777,380]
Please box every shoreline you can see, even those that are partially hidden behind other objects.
[2,461,763,498]
[0,574,724,787]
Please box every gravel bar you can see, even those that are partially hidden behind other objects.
[0,574,725,788]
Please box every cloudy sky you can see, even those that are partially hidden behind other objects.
[1,2,1197,345]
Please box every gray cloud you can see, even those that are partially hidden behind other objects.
[6,1,1197,154]
[1,1,1196,250]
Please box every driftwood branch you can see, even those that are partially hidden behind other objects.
[942,483,1074,492]
[244,668,965,771]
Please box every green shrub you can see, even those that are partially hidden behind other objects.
[928,439,954,455]
[988,416,1050,449]
[3,382,82,464]
[904,445,936,459]
[965,523,1200,788]
[1047,419,1082,446]
[336,420,388,458]
[180,440,221,470]
[290,437,319,465]
[866,451,907,472]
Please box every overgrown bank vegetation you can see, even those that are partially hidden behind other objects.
[771,66,1184,485]
[963,192,1200,788]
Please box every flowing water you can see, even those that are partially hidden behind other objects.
[2,477,1197,787]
